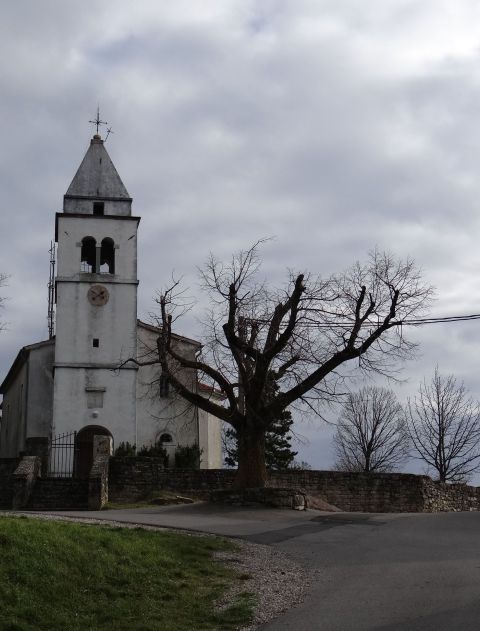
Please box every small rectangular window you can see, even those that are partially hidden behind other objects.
[93,202,104,216]
[93,338,99,348]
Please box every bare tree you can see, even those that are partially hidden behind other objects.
[407,368,480,483]
[333,386,409,473]
[127,243,432,489]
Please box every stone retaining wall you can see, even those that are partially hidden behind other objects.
[108,457,235,502]
[276,471,480,512]
[27,478,89,510]
[270,470,426,512]
[422,479,480,512]
[108,458,480,512]
[0,458,19,508]
[3,453,480,512]
[211,487,307,510]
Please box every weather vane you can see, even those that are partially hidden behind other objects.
[89,106,108,135]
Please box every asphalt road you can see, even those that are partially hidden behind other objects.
[259,511,480,631]
[24,505,480,630]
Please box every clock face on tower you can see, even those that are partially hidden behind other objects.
[87,284,110,306]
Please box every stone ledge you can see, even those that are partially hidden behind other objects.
[210,487,306,510]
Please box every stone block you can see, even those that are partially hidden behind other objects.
[12,456,41,509]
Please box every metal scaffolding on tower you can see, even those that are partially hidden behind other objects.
[47,241,56,339]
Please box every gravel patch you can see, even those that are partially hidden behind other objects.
[216,539,313,630]
[0,511,313,629]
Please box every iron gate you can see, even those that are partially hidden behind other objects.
[48,431,78,478]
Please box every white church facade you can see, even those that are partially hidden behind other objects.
[0,133,222,471]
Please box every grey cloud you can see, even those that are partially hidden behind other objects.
[3,1,480,470]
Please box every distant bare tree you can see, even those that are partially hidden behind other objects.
[333,386,409,473]
[126,243,433,489]
[407,368,480,483]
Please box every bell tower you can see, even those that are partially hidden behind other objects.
[52,133,140,445]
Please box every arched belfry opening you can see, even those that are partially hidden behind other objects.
[81,237,97,273]
[100,238,115,274]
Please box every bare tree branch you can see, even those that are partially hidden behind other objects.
[122,243,433,488]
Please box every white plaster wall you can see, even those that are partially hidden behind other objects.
[135,326,199,455]
[135,324,223,468]
[56,215,138,279]
[52,366,137,447]
[54,282,137,365]
[26,344,54,439]
[0,363,27,457]
[53,212,139,444]
[198,410,223,469]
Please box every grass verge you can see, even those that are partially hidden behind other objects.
[0,516,254,631]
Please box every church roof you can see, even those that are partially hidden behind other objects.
[1,320,202,398]
[137,320,202,348]
[0,338,55,394]
[65,135,131,200]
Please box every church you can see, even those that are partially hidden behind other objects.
[0,132,222,472]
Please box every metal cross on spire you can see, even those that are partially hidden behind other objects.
[89,106,108,135]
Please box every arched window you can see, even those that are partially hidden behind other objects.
[159,433,173,444]
[81,237,97,273]
[100,238,115,274]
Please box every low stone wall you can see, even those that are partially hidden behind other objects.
[272,471,480,512]
[109,457,235,502]
[27,478,89,510]
[422,479,480,512]
[3,454,479,512]
[0,458,20,508]
[108,459,480,512]
[211,487,307,510]
[270,470,426,512]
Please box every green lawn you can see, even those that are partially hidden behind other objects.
[0,516,254,631]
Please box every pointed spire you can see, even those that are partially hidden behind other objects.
[66,135,130,199]
[64,135,132,215]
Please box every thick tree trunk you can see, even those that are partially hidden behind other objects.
[232,428,268,489]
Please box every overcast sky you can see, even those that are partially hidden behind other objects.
[2,1,480,473]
